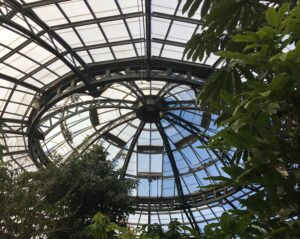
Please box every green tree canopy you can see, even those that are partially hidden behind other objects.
[0,145,137,239]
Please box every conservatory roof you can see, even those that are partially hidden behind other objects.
[0,0,253,232]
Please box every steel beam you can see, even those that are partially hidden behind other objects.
[152,12,203,25]
[224,198,238,209]
[134,187,235,211]
[0,118,29,124]
[73,38,144,52]
[2,130,28,136]
[2,150,28,156]
[152,38,186,48]
[120,121,146,179]
[85,57,211,78]
[0,73,41,93]
[23,0,71,9]
[50,12,144,31]
[0,9,17,27]
[145,0,151,62]
[155,121,201,233]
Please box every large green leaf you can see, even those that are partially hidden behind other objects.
[265,7,277,27]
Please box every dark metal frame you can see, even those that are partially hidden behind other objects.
[27,70,235,233]
[0,0,242,231]
[155,121,200,233]
[27,66,204,164]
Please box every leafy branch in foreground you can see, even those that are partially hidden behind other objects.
[183,0,265,61]
[185,1,300,238]
[183,0,297,62]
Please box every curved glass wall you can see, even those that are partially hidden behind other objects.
[39,80,224,195]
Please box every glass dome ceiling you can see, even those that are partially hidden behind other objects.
[0,0,254,232]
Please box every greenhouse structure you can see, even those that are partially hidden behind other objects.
[1,0,290,237]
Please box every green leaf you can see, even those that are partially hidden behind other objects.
[220,212,231,233]
[235,215,251,234]
[204,175,232,183]
[179,225,202,239]
[222,166,244,179]
[269,73,288,91]
[259,90,271,97]
[296,40,300,56]
[220,89,233,104]
[265,102,280,115]
[216,51,260,65]
[233,33,259,43]
[240,191,267,214]
[244,43,263,51]
[257,26,276,40]
[236,168,254,183]
[277,3,289,24]
[182,0,194,13]
[265,7,277,27]
[204,223,219,235]
[189,0,202,17]
[215,130,243,147]
[201,0,211,17]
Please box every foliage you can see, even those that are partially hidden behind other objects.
[0,161,17,238]
[0,145,137,239]
[183,0,296,62]
[85,214,199,239]
[0,161,45,238]
[184,0,300,238]
[139,223,165,239]
[84,212,117,239]
[85,212,138,239]
[139,219,191,239]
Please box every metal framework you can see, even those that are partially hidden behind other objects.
[0,0,253,232]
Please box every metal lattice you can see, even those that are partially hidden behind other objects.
[0,0,253,232]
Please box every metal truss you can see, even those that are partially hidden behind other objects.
[27,63,206,142]
[135,186,235,211]
[39,99,137,135]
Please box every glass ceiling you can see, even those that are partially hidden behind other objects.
[0,0,252,232]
